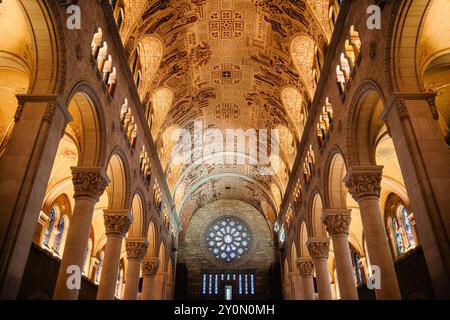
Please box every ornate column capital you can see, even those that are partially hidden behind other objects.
[344,166,383,201]
[296,257,314,277]
[306,237,330,259]
[71,167,110,200]
[103,209,132,236]
[141,258,160,277]
[322,209,352,236]
[125,237,149,260]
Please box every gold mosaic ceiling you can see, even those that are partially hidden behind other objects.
[123,0,332,228]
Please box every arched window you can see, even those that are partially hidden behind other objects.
[115,261,125,299]
[42,207,67,256]
[400,206,416,249]
[111,0,125,31]
[391,217,405,256]
[83,238,93,276]
[385,194,418,258]
[53,217,65,254]
[43,208,56,248]
[336,65,345,94]
[350,245,365,286]
[95,251,104,284]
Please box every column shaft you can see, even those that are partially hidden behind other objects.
[345,166,401,300]
[332,234,358,300]
[97,234,123,299]
[53,196,97,300]
[123,238,148,300]
[53,168,109,300]
[323,209,358,300]
[97,210,131,300]
[313,257,333,300]
[358,196,400,299]
[297,258,315,300]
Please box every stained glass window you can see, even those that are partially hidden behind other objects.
[352,250,363,285]
[206,217,251,262]
[53,217,65,254]
[43,208,56,248]
[391,217,405,256]
[401,206,416,249]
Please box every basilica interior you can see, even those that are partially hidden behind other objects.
[0,0,449,301]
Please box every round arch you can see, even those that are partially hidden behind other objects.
[66,83,107,167]
[310,192,327,238]
[128,191,146,237]
[105,150,130,210]
[325,149,348,209]
[347,80,386,166]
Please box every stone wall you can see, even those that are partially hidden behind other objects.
[178,199,276,300]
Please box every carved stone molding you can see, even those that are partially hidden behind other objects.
[14,95,71,123]
[71,167,110,200]
[103,210,132,236]
[125,238,149,259]
[14,103,25,123]
[322,209,352,236]
[296,258,314,277]
[306,238,330,259]
[344,166,383,201]
[382,92,439,122]
[141,258,160,276]
[43,102,57,123]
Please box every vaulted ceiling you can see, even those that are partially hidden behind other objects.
[122,0,332,231]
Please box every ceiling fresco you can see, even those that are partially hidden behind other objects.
[122,0,332,230]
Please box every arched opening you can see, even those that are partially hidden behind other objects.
[311,193,326,238]
[0,0,32,157]
[128,193,145,238]
[419,0,450,145]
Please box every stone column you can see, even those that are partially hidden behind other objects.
[345,166,401,300]
[289,272,305,300]
[296,257,315,300]
[97,210,132,300]
[322,209,358,300]
[307,238,333,300]
[0,95,72,299]
[382,93,450,298]
[123,238,148,300]
[54,167,109,300]
[141,258,161,300]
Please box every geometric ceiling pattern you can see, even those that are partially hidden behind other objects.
[123,0,332,232]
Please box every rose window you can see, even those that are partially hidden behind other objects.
[206,217,251,262]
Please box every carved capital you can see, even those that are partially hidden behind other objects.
[296,258,314,277]
[344,166,383,201]
[71,167,110,200]
[125,238,149,260]
[141,258,160,276]
[103,210,132,236]
[322,209,352,236]
[306,237,330,259]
